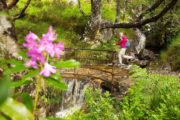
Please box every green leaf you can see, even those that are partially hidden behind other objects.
[10,79,32,88]
[0,12,8,16]
[0,75,10,106]
[14,93,33,112]
[55,59,80,68]
[7,59,26,73]
[0,98,33,120]
[45,78,67,91]
[50,73,62,80]
[0,115,6,120]
[22,69,39,80]
[18,51,26,58]
[10,70,39,88]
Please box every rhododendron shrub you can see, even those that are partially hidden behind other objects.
[21,26,80,117]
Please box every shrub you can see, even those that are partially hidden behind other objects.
[120,66,180,120]
[161,33,180,70]
[65,88,119,120]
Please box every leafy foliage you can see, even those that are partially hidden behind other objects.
[65,88,119,120]
[0,72,10,106]
[120,65,180,120]
[64,66,180,120]
[161,33,180,70]
[0,98,33,120]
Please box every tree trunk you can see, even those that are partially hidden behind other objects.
[0,16,19,57]
[115,0,121,23]
[83,0,102,42]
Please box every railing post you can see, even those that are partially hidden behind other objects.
[111,51,116,83]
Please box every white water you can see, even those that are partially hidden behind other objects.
[56,79,90,118]
[135,29,146,54]
[56,104,82,118]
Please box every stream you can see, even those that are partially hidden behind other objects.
[56,78,91,118]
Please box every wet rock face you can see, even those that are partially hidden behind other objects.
[0,16,19,57]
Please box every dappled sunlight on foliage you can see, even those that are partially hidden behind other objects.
[0,0,179,119]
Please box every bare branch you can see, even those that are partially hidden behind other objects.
[139,0,165,19]
[101,0,178,29]
[13,0,32,20]
[77,0,86,16]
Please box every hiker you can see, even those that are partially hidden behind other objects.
[116,32,134,65]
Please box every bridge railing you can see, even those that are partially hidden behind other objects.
[63,48,117,66]
[62,48,119,83]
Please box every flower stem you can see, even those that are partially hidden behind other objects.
[33,75,42,118]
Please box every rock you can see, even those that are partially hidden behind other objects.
[0,16,19,57]
[140,49,156,60]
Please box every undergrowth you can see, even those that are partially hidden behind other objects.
[62,65,180,120]
[160,33,180,70]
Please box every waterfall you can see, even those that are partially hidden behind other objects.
[135,29,146,54]
[56,78,90,118]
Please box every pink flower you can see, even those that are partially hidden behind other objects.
[39,38,55,57]
[54,42,64,58]
[23,26,64,76]
[40,62,56,77]
[42,26,57,42]
[23,32,38,49]
[27,47,45,64]
[25,59,38,69]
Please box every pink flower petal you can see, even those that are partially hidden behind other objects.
[23,32,38,49]
[25,60,38,69]
[54,42,64,59]
[40,63,56,77]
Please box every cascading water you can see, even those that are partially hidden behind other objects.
[56,78,91,118]
[135,29,146,54]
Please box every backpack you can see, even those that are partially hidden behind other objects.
[126,41,131,48]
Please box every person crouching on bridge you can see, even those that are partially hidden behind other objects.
[116,32,134,65]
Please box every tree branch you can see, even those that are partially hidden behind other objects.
[101,0,178,29]
[13,0,31,20]
[78,0,86,16]
[7,0,19,9]
[139,0,165,19]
